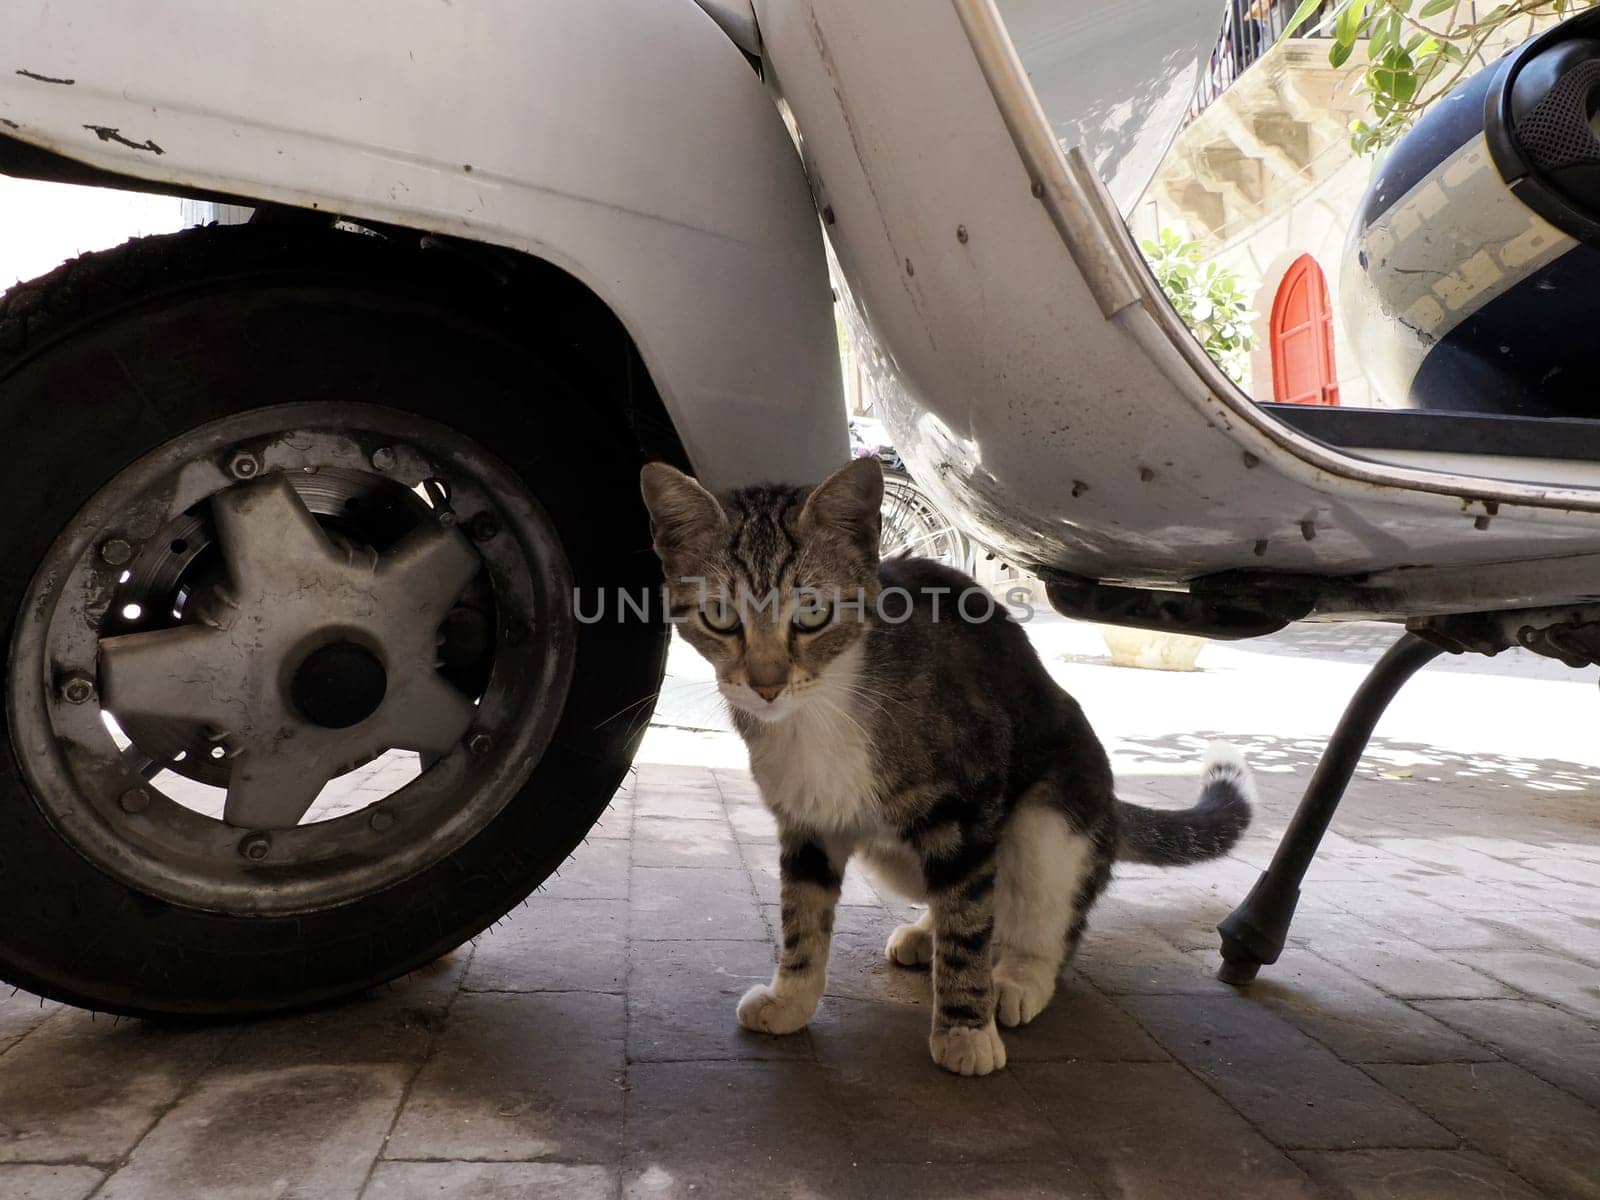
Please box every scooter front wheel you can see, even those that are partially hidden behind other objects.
[0,225,665,1016]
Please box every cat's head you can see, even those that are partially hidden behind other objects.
[640,458,883,723]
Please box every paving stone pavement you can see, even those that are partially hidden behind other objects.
[0,624,1596,1198]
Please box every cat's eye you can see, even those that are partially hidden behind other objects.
[792,594,833,631]
[700,596,741,634]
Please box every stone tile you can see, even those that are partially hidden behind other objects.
[1475,912,1600,966]
[1286,913,1509,999]
[709,768,763,806]
[1420,998,1600,1106]
[0,1165,103,1200]
[1103,868,1276,926]
[1207,950,1496,1063]
[1229,844,1376,883]
[625,1160,1103,1199]
[1454,950,1600,1018]
[632,817,741,869]
[538,837,630,899]
[629,1059,1068,1170]
[633,788,725,822]
[98,1064,406,1200]
[587,794,634,839]
[625,1061,853,1172]
[1119,995,1453,1149]
[1358,905,1549,954]
[808,981,1166,1068]
[1518,855,1600,887]
[1089,892,1227,953]
[725,802,778,844]
[1071,928,1234,996]
[0,992,61,1054]
[1368,838,1582,893]
[826,1055,1073,1166]
[1371,1062,1600,1200]
[1307,831,1398,861]
[1550,840,1600,865]
[842,1163,1105,1200]
[631,867,766,941]
[387,992,626,1162]
[465,898,627,994]
[1017,1062,1316,1199]
[223,990,444,1069]
[804,907,931,1007]
[806,995,929,1066]
[635,764,722,791]
[1446,835,1566,863]
[1291,1149,1545,1199]
[1003,979,1170,1064]
[0,1014,231,1163]
[627,939,812,1063]
[1321,870,1553,914]
[1499,877,1600,919]
[365,1161,617,1200]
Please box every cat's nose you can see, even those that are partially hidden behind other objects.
[750,682,786,703]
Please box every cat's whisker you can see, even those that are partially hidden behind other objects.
[591,689,666,732]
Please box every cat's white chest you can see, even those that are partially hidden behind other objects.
[747,699,879,834]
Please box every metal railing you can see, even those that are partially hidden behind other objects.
[1187,0,1336,120]
[1187,0,1495,120]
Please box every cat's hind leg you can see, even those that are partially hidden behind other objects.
[992,802,1103,1027]
[886,907,934,966]
[856,843,936,967]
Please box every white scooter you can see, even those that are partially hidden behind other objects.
[0,0,1595,1015]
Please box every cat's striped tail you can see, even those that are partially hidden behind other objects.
[1114,743,1254,866]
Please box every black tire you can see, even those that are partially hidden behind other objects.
[0,225,668,1017]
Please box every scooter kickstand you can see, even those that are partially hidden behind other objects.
[1216,632,1444,984]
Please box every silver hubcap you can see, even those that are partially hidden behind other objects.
[8,403,576,914]
[880,474,968,569]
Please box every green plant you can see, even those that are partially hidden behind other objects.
[1282,0,1597,155]
[1140,229,1258,384]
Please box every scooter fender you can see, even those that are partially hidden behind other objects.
[0,0,845,490]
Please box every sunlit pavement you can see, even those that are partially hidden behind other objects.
[2,616,1596,1199]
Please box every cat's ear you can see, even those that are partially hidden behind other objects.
[800,457,883,556]
[640,463,727,573]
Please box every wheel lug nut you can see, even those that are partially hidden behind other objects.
[99,538,133,566]
[468,512,500,542]
[119,787,151,814]
[369,810,396,832]
[467,731,493,756]
[238,832,272,861]
[228,450,262,480]
[370,446,398,472]
[59,673,96,705]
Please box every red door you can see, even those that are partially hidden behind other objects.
[1270,255,1340,406]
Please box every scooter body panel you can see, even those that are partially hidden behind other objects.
[758,0,1600,616]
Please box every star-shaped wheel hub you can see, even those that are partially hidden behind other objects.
[98,475,480,829]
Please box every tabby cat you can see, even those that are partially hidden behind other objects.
[640,457,1252,1076]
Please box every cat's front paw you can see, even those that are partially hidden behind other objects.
[885,919,934,967]
[994,964,1057,1028]
[929,1021,1007,1076]
[737,982,816,1035]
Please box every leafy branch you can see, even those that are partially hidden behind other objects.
[1141,229,1259,384]
[1280,0,1597,155]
